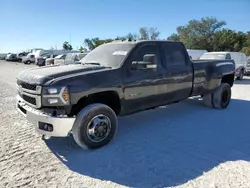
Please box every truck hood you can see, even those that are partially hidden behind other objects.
[17,64,109,85]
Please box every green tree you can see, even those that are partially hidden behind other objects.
[212,29,247,52]
[79,46,87,52]
[84,38,113,50]
[241,47,250,56]
[167,33,180,41]
[62,41,73,50]
[139,27,160,40]
[168,17,226,50]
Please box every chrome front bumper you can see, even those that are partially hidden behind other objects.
[16,95,75,137]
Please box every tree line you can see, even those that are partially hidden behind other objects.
[62,17,250,56]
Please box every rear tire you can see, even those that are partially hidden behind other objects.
[203,93,213,107]
[236,69,244,80]
[72,103,118,149]
[203,83,231,109]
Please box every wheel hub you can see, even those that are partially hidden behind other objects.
[87,114,111,142]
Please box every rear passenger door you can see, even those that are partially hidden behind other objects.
[160,42,193,102]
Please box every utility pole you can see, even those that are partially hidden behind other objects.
[69,33,72,45]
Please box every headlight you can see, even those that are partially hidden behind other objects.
[47,88,58,94]
[42,86,70,105]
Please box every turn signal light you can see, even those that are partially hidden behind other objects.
[62,87,69,103]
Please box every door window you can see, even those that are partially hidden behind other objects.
[162,42,187,68]
[130,43,160,70]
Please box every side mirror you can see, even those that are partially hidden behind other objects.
[131,54,157,70]
[143,54,157,64]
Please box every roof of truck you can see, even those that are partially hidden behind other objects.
[110,39,183,44]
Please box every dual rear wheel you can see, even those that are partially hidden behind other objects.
[203,83,231,109]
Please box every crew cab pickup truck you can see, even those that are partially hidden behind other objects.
[16,40,236,149]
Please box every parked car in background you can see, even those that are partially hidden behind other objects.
[245,56,250,75]
[63,52,88,65]
[187,49,207,59]
[17,52,28,62]
[0,53,8,60]
[199,51,247,80]
[5,53,18,61]
[34,49,78,65]
[22,53,35,64]
[45,54,66,66]
[37,54,60,66]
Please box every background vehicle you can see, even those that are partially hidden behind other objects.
[0,53,8,60]
[187,49,207,59]
[45,54,66,66]
[17,52,28,62]
[16,40,235,150]
[5,53,18,61]
[37,54,59,66]
[199,51,247,80]
[63,52,88,65]
[245,56,250,75]
[34,49,78,65]
[22,53,35,64]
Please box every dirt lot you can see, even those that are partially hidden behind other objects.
[1,60,250,188]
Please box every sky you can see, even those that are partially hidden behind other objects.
[1,0,250,53]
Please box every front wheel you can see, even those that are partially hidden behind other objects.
[202,83,231,109]
[72,103,118,149]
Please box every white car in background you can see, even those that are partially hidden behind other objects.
[45,54,66,66]
[21,53,35,64]
[199,51,248,80]
[187,49,207,59]
[245,56,250,75]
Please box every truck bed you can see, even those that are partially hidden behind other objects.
[191,59,235,96]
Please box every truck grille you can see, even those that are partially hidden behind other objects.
[22,95,36,105]
[20,83,37,91]
[17,80,37,91]
[17,80,41,108]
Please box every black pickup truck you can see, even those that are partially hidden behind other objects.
[16,40,235,149]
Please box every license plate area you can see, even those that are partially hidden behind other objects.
[18,103,27,115]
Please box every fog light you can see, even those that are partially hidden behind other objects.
[48,99,58,104]
[38,122,53,132]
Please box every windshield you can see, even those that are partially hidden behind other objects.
[80,43,135,68]
[199,53,226,60]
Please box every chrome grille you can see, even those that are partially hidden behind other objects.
[17,80,41,108]
[20,83,36,91]
[22,94,36,105]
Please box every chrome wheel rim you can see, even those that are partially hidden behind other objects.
[86,114,111,143]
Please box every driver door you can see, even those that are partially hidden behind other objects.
[122,42,167,114]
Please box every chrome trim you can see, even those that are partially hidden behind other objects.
[18,85,42,94]
[16,81,42,108]
[18,90,41,108]
[16,95,75,137]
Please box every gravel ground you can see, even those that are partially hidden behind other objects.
[0,60,250,188]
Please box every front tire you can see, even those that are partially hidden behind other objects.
[72,103,118,149]
[203,83,231,109]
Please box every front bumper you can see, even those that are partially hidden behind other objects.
[16,95,75,137]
